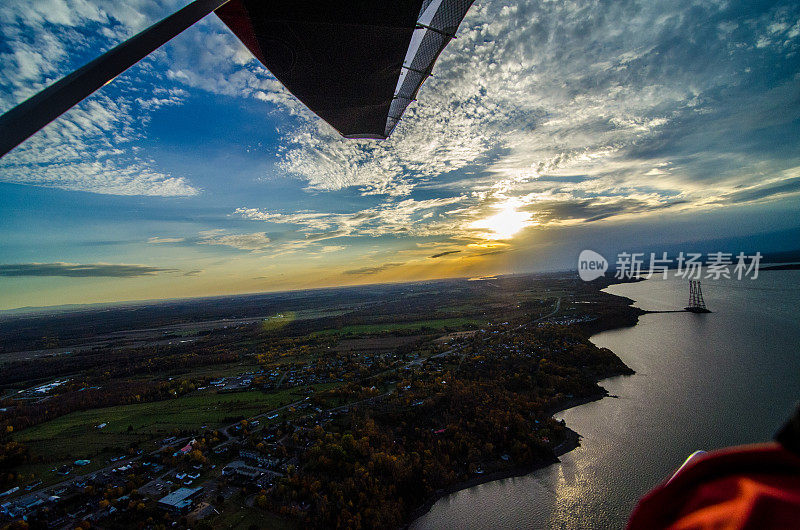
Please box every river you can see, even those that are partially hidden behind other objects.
[412,270,800,529]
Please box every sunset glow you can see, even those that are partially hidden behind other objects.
[0,0,799,310]
[469,203,533,240]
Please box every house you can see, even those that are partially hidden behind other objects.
[239,450,275,468]
[173,439,195,457]
[222,461,264,485]
[157,487,203,514]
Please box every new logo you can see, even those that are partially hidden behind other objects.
[578,250,608,281]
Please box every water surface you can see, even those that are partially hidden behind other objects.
[413,271,800,529]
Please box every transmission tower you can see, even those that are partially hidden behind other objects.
[685,280,710,313]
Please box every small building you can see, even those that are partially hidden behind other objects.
[239,450,275,468]
[222,461,264,485]
[157,487,203,514]
[173,439,195,457]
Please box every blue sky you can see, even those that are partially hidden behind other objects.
[1,0,799,310]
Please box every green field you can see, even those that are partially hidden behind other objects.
[16,385,335,460]
[9,383,341,488]
[313,317,484,336]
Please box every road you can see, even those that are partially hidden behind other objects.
[538,296,562,321]
[516,296,561,330]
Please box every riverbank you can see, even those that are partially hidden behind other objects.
[405,388,629,527]
[407,281,643,528]
[404,410,588,528]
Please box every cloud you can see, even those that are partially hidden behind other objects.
[0,95,200,196]
[714,174,800,205]
[197,230,271,251]
[320,245,346,253]
[0,262,178,277]
[3,0,800,229]
[343,262,404,275]
[235,196,469,240]
[429,250,462,259]
[520,195,690,224]
[474,249,508,257]
[266,0,800,225]
[147,236,186,244]
[0,1,198,196]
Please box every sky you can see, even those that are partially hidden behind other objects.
[1,0,799,310]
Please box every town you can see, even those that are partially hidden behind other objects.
[0,274,640,529]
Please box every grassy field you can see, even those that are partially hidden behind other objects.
[313,317,484,337]
[11,382,341,488]
[16,385,335,459]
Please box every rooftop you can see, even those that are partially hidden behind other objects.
[157,487,202,509]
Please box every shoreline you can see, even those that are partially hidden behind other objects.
[406,279,643,528]
[404,392,608,528]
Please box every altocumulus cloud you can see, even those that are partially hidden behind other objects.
[235,196,468,240]
[0,263,179,277]
[0,0,202,196]
[0,0,318,197]
[197,230,271,251]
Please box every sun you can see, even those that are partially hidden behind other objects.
[469,203,533,240]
